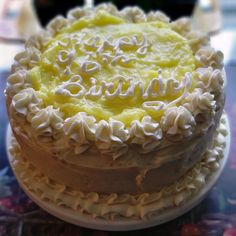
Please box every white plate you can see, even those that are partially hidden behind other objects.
[6,115,230,231]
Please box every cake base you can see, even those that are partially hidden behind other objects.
[6,115,230,231]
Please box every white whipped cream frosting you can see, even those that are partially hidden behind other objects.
[6,69,32,97]
[95,3,120,17]
[196,67,224,94]
[161,106,196,137]
[67,7,91,21]
[185,31,210,53]
[130,116,162,153]
[121,7,147,23]
[64,112,97,142]
[95,119,129,159]
[11,88,41,116]
[12,47,41,72]
[30,106,64,137]
[170,17,191,36]
[183,88,216,117]
[196,46,224,70]
[46,16,69,36]
[146,11,170,23]
[25,31,51,51]
[63,112,97,154]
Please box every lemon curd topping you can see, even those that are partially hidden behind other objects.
[29,11,197,125]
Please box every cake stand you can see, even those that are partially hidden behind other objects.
[6,115,230,231]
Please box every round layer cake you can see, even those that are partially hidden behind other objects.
[6,4,225,219]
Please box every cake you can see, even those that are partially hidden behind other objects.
[6,3,227,220]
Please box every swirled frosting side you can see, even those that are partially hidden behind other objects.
[10,115,227,219]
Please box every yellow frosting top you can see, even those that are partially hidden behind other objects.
[29,11,197,126]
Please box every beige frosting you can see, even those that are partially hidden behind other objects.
[9,115,227,219]
[95,119,129,159]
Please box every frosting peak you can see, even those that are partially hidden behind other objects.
[186,31,210,52]
[121,7,146,23]
[170,17,191,36]
[46,16,68,36]
[95,119,129,159]
[25,31,51,51]
[12,88,41,116]
[6,69,32,97]
[161,106,196,137]
[12,47,41,72]
[30,106,64,137]
[67,7,89,21]
[196,67,224,94]
[196,46,224,69]
[95,3,119,16]
[146,11,169,23]
[130,116,162,153]
[183,88,216,118]
[63,112,97,154]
